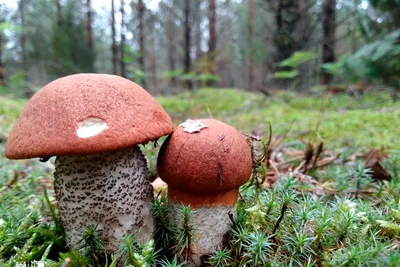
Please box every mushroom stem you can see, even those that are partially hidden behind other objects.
[169,201,235,256]
[168,188,237,256]
[54,146,154,252]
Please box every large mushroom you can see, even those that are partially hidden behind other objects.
[157,119,253,258]
[5,74,173,252]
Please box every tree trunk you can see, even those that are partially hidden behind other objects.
[86,0,93,49]
[224,0,235,87]
[388,0,400,31]
[56,0,62,26]
[262,11,271,87]
[138,0,146,88]
[100,29,107,73]
[193,0,202,60]
[150,16,157,90]
[120,0,126,78]
[321,0,336,85]
[0,34,3,86]
[111,0,117,75]
[19,0,33,97]
[248,0,255,91]
[167,0,176,85]
[207,0,216,87]
[0,4,4,86]
[350,0,358,53]
[184,0,192,89]
[273,0,298,63]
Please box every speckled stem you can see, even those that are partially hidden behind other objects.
[54,146,154,253]
[169,201,236,260]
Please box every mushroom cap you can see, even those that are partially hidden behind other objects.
[157,119,252,206]
[5,74,173,159]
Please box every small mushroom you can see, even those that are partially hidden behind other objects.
[5,74,173,252]
[157,119,252,257]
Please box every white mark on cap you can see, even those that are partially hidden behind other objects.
[179,119,208,133]
[77,117,108,138]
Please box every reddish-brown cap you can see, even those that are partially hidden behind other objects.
[5,74,173,159]
[157,119,252,208]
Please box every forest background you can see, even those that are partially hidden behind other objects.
[0,0,399,97]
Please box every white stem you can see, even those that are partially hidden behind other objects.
[169,201,236,257]
[54,146,154,253]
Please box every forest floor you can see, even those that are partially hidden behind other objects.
[2,88,400,148]
[1,88,400,266]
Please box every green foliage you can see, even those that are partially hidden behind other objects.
[0,188,66,264]
[118,236,156,267]
[57,250,90,266]
[50,0,95,76]
[352,163,373,198]
[240,231,273,266]
[376,208,400,236]
[278,51,319,68]
[158,256,185,267]
[162,69,184,79]
[195,73,221,82]
[206,164,400,266]
[0,22,22,33]
[273,51,318,81]
[272,70,299,79]
[368,0,400,35]
[3,72,25,93]
[207,249,232,266]
[384,154,400,179]
[76,225,105,262]
[152,191,174,259]
[134,69,146,86]
[162,70,222,84]
[0,72,38,97]
[274,36,400,90]
[171,206,195,262]
[341,30,400,89]
[180,72,196,81]
[0,96,25,135]
[321,55,349,76]
[320,30,400,89]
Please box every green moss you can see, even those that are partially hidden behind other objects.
[0,97,26,136]
[157,88,400,149]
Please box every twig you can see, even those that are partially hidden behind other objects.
[266,121,272,149]
[238,192,246,203]
[294,160,306,173]
[346,189,378,194]
[309,142,324,174]
[270,122,293,151]
[315,155,338,168]
[275,157,304,167]
[205,104,213,119]
[294,172,337,194]
[228,211,238,228]
[272,203,288,236]
[269,160,281,179]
